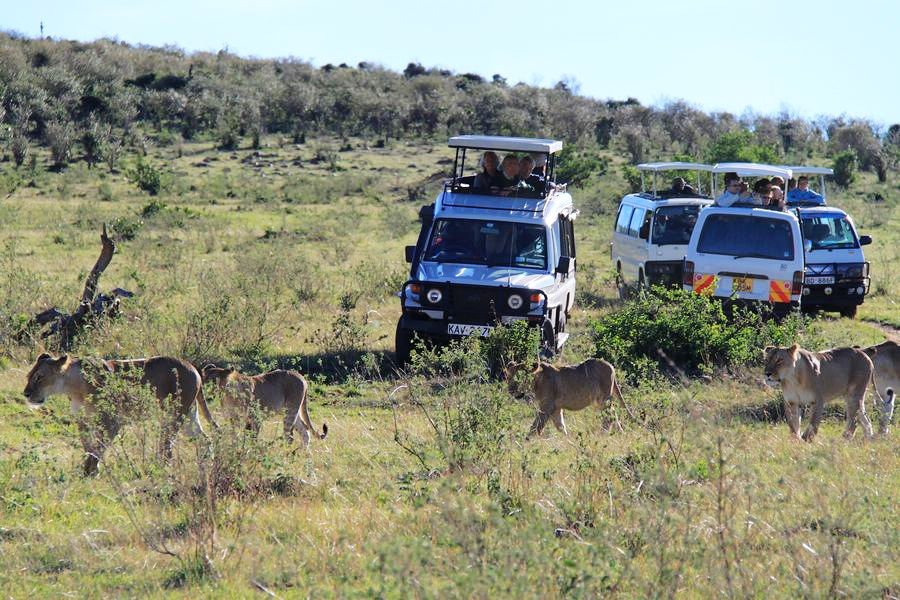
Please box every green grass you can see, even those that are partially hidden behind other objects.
[0,136,898,597]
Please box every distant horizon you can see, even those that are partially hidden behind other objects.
[5,0,898,127]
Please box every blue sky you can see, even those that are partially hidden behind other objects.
[5,0,898,127]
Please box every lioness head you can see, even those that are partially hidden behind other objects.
[201,364,237,387]
[23,353,70,406]
[764,343,822,387]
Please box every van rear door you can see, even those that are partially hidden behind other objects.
[690,212,802,304]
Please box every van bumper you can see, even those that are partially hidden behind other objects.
[801,282,867,310]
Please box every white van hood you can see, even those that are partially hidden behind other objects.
[805,247,865,264]
[417,262,554,289]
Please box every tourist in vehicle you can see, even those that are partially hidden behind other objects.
[770,176,785,191]
[517,156,544,191]
[670,177,696,196]
[531,153,547,178]
[787,178,797,193]
[474,151,502,190]
[715,174,743,206]
[499,154,520,187]
[752,179,772,206]
[787,175,824,204]
[767,186,786,211]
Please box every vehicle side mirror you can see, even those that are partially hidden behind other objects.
[804,239,813,253]
[556,256,574,275]
[639,222,650,240]
[405,245,416,263]
[859,235,872,246]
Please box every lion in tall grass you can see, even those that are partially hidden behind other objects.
[201,366,327,447]
[764,344,876,441]
[861,340,898,434]
[23,353,215,475]
[507,358,635,437]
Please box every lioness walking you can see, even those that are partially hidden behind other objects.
[508,358,635,437]
[764,344,876,441]
[201,366,327,447]
[23,353,216,475]
[861,340,898,434]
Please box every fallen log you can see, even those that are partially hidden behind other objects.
[25,224,133,349]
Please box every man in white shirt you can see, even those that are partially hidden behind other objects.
[716,175,743,206]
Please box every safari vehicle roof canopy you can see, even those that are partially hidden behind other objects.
[448,135,563,154]
[635,161,714,197]
[711,162,793,198]
[446,135,565,200]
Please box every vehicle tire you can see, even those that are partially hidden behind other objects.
[395,322,413,366]
[840,305,858,319]
[638,270,647,292]
[539,320,556,360]
[616,264,629,301]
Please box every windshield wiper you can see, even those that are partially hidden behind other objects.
[731,253,772,260]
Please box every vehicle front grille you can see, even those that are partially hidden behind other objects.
[448,285,500,323]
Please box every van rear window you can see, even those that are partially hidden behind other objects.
[697,214,795,260]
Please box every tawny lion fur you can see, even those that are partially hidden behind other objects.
[507,358,636,437]
[23,353,216,475]
[861,340,898,435]
[763,343,879,441]
[201,365,327,447]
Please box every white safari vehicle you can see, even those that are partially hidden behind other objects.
[396,136,578,364]
[611,162,713,291]
[795,207,872,318]
[683,163,804,315]
[783,165,873,318]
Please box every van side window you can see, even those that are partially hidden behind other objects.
[559,216,576,258]
[615,206,634,234]
[627,207,646,237]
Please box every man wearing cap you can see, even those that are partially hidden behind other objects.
[786,176,824,205]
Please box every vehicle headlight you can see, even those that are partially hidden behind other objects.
[507,294,523,310]
[836,263,867,278]
[426,288,443,304]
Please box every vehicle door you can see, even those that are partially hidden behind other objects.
[556,214,577,316]
[691,212,803,303]
[612,203,635,282]
[625,206,649,281]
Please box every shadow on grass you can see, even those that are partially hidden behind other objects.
[205,349,401,385]
[725,398,848,424]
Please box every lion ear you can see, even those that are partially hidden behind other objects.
[788,343,800,358]
[763,346,775,358]
[54,354,69,366]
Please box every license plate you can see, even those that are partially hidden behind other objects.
[805,276,834,285]
[731,277,753,293]
[448,324,493,337]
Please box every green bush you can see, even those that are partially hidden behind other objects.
[556,145,604,188]
[589,287,804,382]
[127,158,164,195]
[832,150,857,188]
[706,130,778,164]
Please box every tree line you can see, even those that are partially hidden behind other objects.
[1,32,898,180]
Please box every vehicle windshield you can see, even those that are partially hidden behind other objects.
[652,205,702,245]
[697,214,795,260]
[424,219,547,269]
[801,215,858,250]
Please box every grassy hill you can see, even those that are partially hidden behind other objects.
[0,130,898,597]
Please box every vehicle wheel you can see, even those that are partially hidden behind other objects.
[840,305,858,319]
[395,322,413,366]
[616,265,629,300]
[539,321,556,360]
[638,270,647,292]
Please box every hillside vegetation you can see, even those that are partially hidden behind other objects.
[0,34,898,597]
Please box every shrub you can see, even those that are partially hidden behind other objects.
[832,150,857,188]
[706,130,779,164]
[556,145,604,188]
[127,157,164,195]
[589,287,804,382]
